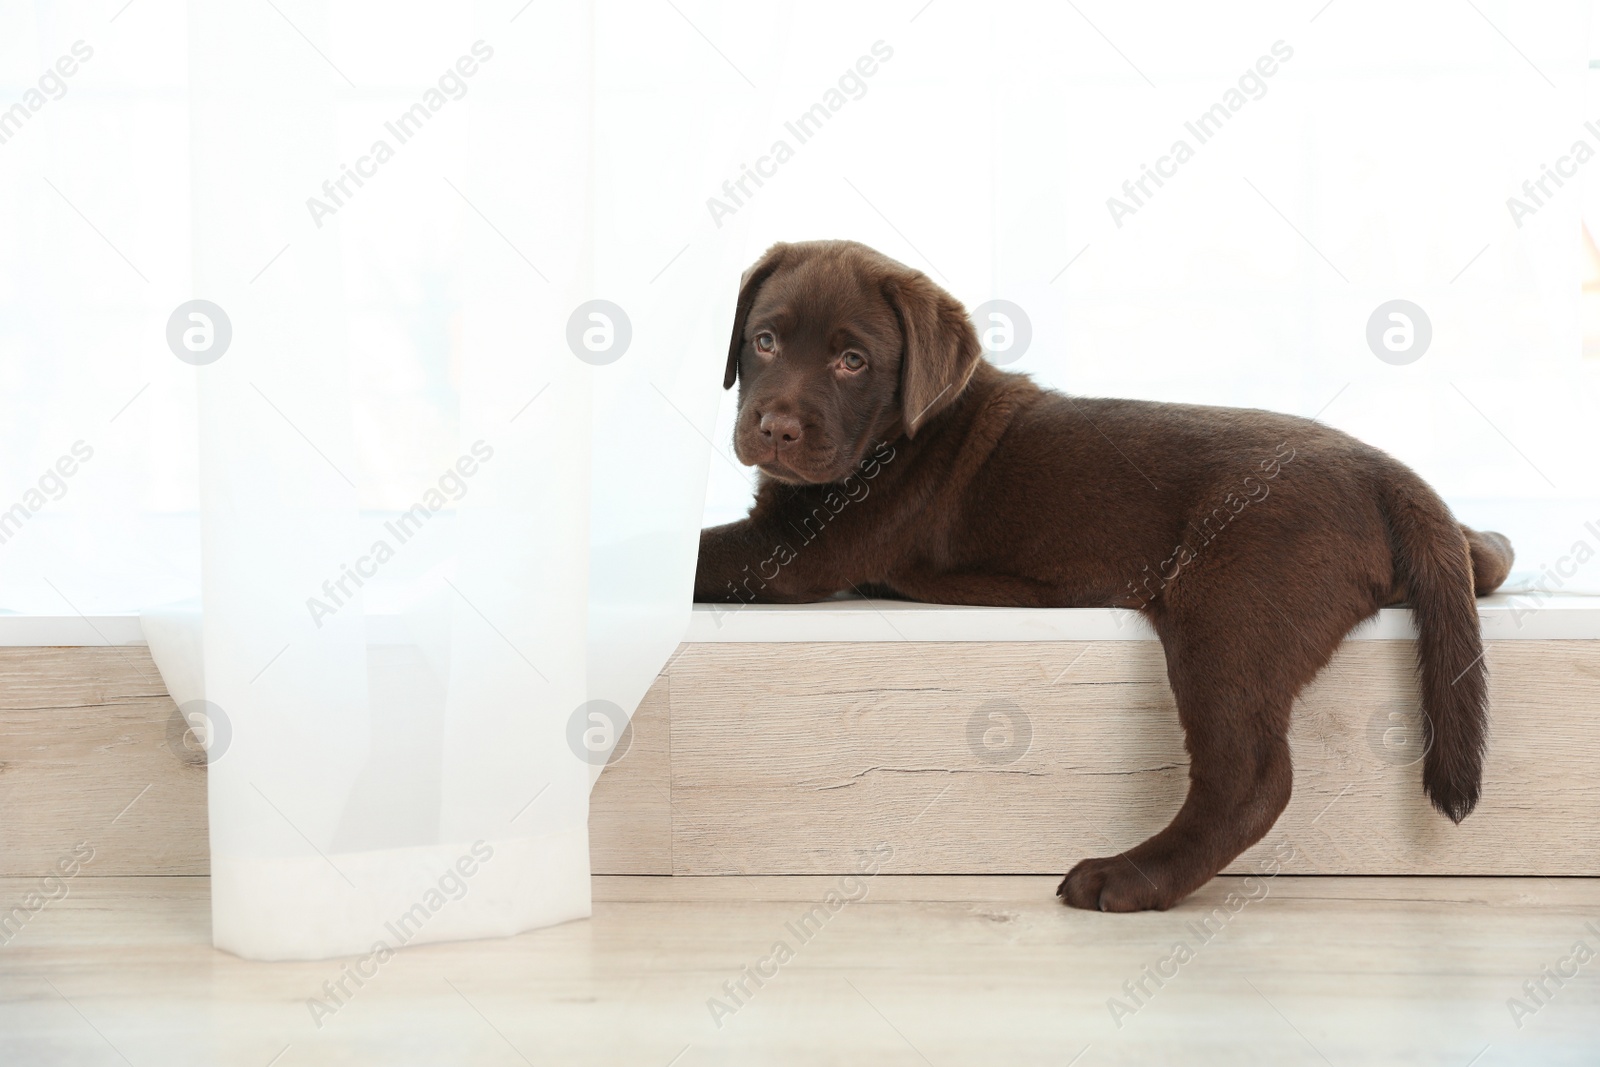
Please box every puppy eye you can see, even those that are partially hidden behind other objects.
[841,351,866,371]
[754,332,776,354]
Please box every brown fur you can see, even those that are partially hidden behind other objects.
[695,240,1514,912]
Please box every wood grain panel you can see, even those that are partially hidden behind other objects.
[0,647,206,877]
[664,641,1600,876]
[588,674,672,875]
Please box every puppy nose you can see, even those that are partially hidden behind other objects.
[758,412,803,450]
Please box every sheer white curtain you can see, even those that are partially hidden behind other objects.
[2,0,776,960]
[160,0,776,959]
[163,0,605,960]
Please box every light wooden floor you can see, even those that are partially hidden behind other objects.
[1,876,1597,1066]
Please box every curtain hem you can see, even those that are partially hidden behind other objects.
[210,826,591,961]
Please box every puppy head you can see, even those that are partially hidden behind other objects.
[723,240,981,485]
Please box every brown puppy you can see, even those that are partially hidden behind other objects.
[694,239,1514,912]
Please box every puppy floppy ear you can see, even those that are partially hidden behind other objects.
[724,243,788,390]
[882,271,983,437]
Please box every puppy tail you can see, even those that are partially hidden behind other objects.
[1379,467,1495,824]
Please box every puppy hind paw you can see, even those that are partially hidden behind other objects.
[1056,855,1174,913]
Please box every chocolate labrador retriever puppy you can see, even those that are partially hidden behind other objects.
[694,239,1514,912]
